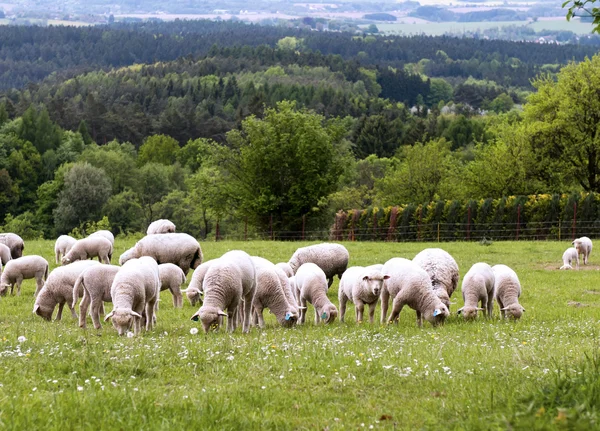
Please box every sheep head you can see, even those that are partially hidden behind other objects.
[104,309,142,335]
[501,304,525,320]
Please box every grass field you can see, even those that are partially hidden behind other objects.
[0,239,599,429]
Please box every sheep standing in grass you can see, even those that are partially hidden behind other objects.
[158,263,186,308]
[0,233,24,259]
[33,260,100,321]
[560,247,579,270]
[62,236,113,265]
[73,264,120,329]
[0,243,11,267]
[413,248,459,309]
[276,262,294,278]
[89,230,115,246]
[572,237,593,265]
[295,263,338,324]
[492,264,525,319]
[457,263,495,319]
[190,250,256,333]
[382,258,449,327]
[54,235,77,264]
[339,266,389,323]
[105,257,160,335]
[182,259,215,306]
[147,219,176,235]
[288,243,349,288]
[0,256,49,297]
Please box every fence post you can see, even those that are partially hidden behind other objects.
[270,215,274,241]
[418,207,422,241]
[467,206,471,241]
[558,221,561,241]
[516,205,520,241]
[302,214,306,241]
[437,223,440,242]
[572,202,577,240]
[373,211,378,241]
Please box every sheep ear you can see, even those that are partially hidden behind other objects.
[477,308,485,311]
[129,311,142,319]
[217,310,227,317]
[500,307,509,311]
[33,304,40,315]
[190,312,200,322]
[456,307,463,315]
[362,275,369,281]
[383,275,390,280]
[104,311,114,321]
[298,306,307,310]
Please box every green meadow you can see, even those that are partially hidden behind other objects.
[0,239,599,429]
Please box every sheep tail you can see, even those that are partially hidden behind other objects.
[72,273,84,308]
[190,248,202,269]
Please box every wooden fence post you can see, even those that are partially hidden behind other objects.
[572,202,577,240]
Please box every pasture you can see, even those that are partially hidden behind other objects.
[0,239,598,429]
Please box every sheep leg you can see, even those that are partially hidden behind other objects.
[388,295,406,324]
[90,299,103,330]
[56,303,65,321]
[314,307,320,325]
[253,303,266,329]
[416,310,423,328]
[299,298,307,324]
[497,298,505,319]
[355,299,365,323]
[227,309,235,333]
[35,276,44,297]
[145,299,156,331]
[134,316,142,335]
[170,288,183,308]
[242,294,253,333]
[576,254,580,270]
[79,291,91,328]
[380,289,389,324]
[69,301,78,319]
[368,302,376,324]
[327,277,333,288]
[339,294,348,323]
[485,295,493,318]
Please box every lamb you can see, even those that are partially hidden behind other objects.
[190,250,256,333]
[0,243,11,267]
[572,237,593,265]
[182,259,216,306]
[89,230,115,246]
[492,264,525,320]
[381,257,449,327]
[0,233,24,258]
[118,233,202,275]
[147,219,176,235]
[295,262,338,324]
[33,260,100,321]
[158,263,187,308]
[104,256,160,335]
[54,235,77,264]
[412,248,459,309]
[72,264,120,329]
[338,265,389,323]
[62,236,113,265]
[560,247,580,270]
[288,243,349,288]
[0,255,49,297]
[457,262,495,319]
[275,262,294,278]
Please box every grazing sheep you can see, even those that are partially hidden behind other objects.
[275,262,294,278]
[288,243,349,288]
[158,263,187,308]
[382,257,449,327]
[492,264,525,320]
[182,259,216,306]
[62,236,113,265]
[413,248,459,309]
[560,247,579,270]
[457,263,495,320]
[54,235,77,264]
[0,243,11,266]
[295,263,338,325]
[104,257,160,335]
[190,250,256,333]
[0,255,49,297]
[119,233,202,275]
[339,265,389,323]
[89,230,115,246]
[572,237,593,265]
[0,233,24,259]
[73,264,120,329]
[33,260,100,321]
[147,219,176,235]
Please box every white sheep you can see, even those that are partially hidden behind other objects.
[89,230,115,246]
[339,265,389,323]
[288,243,349,288]
[560,247,579,270]
[104,257,160,335]
[33,260,100,321]
[275,262,294,278]
[413,248,459,309]
[572,237,592,265]
[295,262,338,324]
[190,250,256,333]
[181,259,216,306]
[0,233,24,258]
[54,235,77,264]
[492,264,525,319]
[382,257,449,327]
[62,236,113,265]
[0,255,49,297]
[158,263,187,308]
[457,262,495,319]
[119,233,202,275]
[147,219,176,235]
[0,243,11,266]
[73,264,120,329]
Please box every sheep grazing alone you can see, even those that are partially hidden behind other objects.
[295,262,338,325]
[181,259,215,306]
[572,237,593,265]
[147,219,176,235]
[288,243,349,288]
[73,264,120,329]
[339,265,389,324]
[0,233,24,259]
[33,260,100,321]
[492,264,525,320]
[62,236,113,265]
[54,235,77,264]
[105,257,160,336]
[89,230,115,246]
[0,255,49,297]
[191,250,256,333]
[119,233,202,275]
[0,243,11,267]
[413,248,459,309]
[458,262,495,320]
[275,262,294,278]
[382,257,449,327]
[158,263,187,308]
[560,247,579,270]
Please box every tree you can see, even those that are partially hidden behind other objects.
[564,0,600,33]
[353,115,403,158]
[138,134,180,166]
[79,141,138,193]
[488,93,514,113]
[134,163,175,225]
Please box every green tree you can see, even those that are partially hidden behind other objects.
[102,190,144,234]
[79,140,138,193]
[138,134,180,166]
[134,163,176,225]
[488,93,514,113]
[353,115,403,158]
[427,78,454,106]
[564,0,600,33]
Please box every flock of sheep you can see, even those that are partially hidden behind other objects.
[0,224,593,335]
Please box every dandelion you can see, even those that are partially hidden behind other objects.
[261,386,266,390]
[133,388,139,391]
[226,355,234,361]
[127,332,134,338]
[17,336,26,343]
[32,387,37,392]
[190,328,199,335]
[77,386,83,391]
[279,375,284,379]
